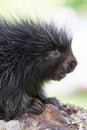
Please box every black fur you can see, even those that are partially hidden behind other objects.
[0,19,77,120]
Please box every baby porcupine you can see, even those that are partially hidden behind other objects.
[0,19,77,120]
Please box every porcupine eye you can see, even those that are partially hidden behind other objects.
[46,49,60,60]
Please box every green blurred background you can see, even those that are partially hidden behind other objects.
[0,0,87,108]
[0,0,87,17]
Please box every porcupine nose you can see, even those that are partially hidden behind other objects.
[63,56,77,73]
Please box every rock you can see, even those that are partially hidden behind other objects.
[0,103,87,130]
[6,120,24,130]
[60,103,87,130]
